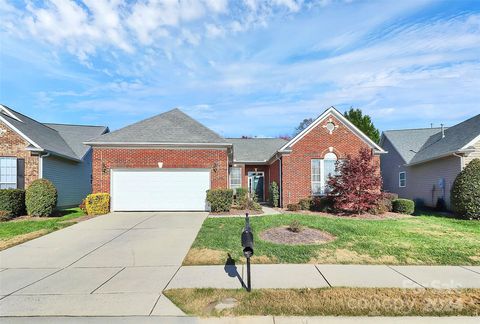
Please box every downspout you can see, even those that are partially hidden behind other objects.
[38,152,51,179]
[453,153,465,170]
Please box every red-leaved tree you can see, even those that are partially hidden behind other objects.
[327,147,383,214]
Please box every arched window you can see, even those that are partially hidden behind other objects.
[311,152,339,195]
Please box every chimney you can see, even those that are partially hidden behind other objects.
[441,124,445,138]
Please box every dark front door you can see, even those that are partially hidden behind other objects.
[248,172,264,201]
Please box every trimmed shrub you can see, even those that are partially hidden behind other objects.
[26,179,57,217]
[0,210,12,222]
[287,203,300,211]
[392,199,415,215]
[288,220,302,233]
[311,196,333,212]
[269,181,280,208]
[0,189,26,217]
[207,189,233,212]
[234,187,248,207]
[85,193,110,215]
[298,197,313,210]
[451,158,480,220]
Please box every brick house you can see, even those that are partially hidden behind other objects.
[0,105,108,207]
[87,107,385,211]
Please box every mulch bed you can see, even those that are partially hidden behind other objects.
[280,209,411,220]
[260,226,336,245]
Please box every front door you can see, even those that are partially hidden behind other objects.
[248,172,264,201]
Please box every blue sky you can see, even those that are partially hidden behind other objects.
[1,0,479,137]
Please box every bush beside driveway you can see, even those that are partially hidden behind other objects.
[183,211,480,266]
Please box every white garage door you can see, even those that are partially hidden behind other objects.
[111,169,210,211]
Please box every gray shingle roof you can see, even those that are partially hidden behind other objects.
[409,114,480,164]
[382,128,443,163]
[1,105,107,161]
[44,124,108,159]
[382,113,480,165]
[88,108,226,144]
[228,138,288,162]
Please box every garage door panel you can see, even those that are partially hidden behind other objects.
[111,169,210,211]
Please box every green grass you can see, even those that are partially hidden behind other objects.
[185,211,480,265]
[0,208,86,243]
[165,288,480,317]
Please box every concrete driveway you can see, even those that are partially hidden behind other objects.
[0,212,207,317]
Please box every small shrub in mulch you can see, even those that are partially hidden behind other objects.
[260,226,336,245]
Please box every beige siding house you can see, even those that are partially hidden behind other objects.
[380,114,480,209]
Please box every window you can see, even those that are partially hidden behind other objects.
[311,153,339,195]
[399,171,406,188]
[229,167,242,190]
[0,157,17,189]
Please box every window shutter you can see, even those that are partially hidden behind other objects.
[16,158,25,189]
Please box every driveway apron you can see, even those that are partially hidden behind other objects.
[0,212,207,317]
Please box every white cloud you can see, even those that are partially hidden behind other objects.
[205,23,225,38]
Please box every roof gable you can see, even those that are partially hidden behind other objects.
[279,106,385,153]
[87,108,227,145]
[0,104,107,161]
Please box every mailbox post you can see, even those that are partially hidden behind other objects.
[241,213,254,292]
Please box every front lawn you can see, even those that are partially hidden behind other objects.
[165,288,480,317]
[0,208,87,250]
[184,212,480,265]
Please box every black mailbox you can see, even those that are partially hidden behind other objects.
[242,230,254,258]
[242,213,254,292]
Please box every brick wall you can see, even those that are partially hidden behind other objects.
[281,115,379,205]
[0,121,39,188]
[92,147,229,193]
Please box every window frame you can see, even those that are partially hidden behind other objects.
[229,167,242,190]
[399,171,406,188]
[311,153,339,196]
[0,157,17,189]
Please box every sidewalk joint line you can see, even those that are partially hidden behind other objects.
[89,267,126,294]
[66,213,158,268]
[314,265,332,287]
[460,266,480,275]
[387,266,426,289]
[148,294,163,316]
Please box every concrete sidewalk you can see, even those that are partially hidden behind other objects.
[3,316,480,323]
[167,264,480,290]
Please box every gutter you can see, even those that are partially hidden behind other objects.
[83,141,233,148]
[407,148,475,166]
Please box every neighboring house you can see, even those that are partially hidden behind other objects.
[86,106,385,211]
[380,114,480,209]
[0,105,108,207]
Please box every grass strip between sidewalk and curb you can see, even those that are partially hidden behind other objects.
[164,287,480,317]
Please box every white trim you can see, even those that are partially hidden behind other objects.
[0,105,23,122]
[279,107,386,153]
[461,134,480,150]
[0,115,43,150]
[84,141,232,147]
[399,171,406,188]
